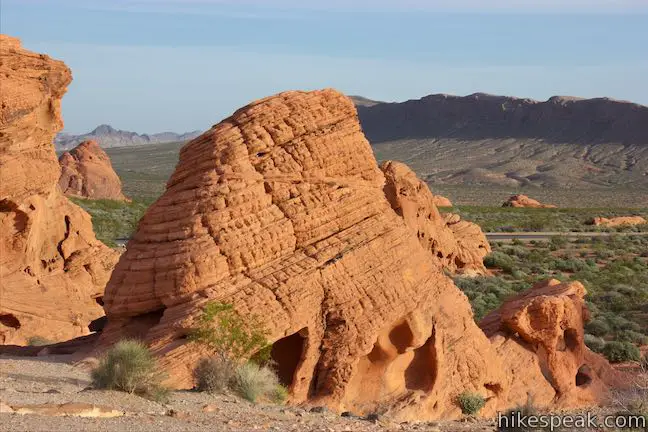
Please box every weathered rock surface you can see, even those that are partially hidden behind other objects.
[502,194,557,208]
[481,279,624,408]
[380,161,490,275]
[588,216,647,227]
[11,402,124,418]
[58,140,129,201]
[101,89,507,420]
[0,35,119,345]
[432,195,452,207]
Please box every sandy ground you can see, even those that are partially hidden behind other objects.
[0,355,496,432]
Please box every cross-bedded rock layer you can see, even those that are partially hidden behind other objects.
[0,35,119,344]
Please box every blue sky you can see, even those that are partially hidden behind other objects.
[2,0,647,134]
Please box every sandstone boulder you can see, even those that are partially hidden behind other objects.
[481,279,624,408]
[588,216,647,227]
[380,160,490,275]
[0,35,119,345]
[503,194,556,208]
[432,195,452,207]
[58,140,129,201]
[100,89,507,420]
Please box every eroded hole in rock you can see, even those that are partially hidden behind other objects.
[484,382,503,395]
[256,151,267,158]
[89,316,107,333]
[405,332,438,391]
[576,365,593,387]
[389,321,414,354]
[94,296,104,306]
[0,314,21,329]
[270,329,307,388]
[564,329,579,351]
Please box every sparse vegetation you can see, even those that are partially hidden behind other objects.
[27,336,52,346]
[70,197,152,247]
[603,341,642,363]
[91,340,169,402]
[456,391,485,415]
[193,356,236,394]
[233,362,286,404]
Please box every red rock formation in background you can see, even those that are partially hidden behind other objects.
[482,279,625,409]
[588,216,647,227]
[503,194,557,208]
[99,89,623,419]
[380,160,490,276]
[0,35,119,345]
[58,140,129,201]
[433,195,452,207]
[100,89,507,420]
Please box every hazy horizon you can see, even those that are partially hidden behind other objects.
[3,0,647,134]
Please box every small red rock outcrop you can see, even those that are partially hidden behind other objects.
[0,35,119,345]
[503,194,557,208]
[58,140,128,201]
[432,195,452,207]
[380,161,490,275]
[588,216,647,227]
[482,279,624,408]
[100,89,507,420]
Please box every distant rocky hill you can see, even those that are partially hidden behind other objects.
[55,124,202,150]
[355,93,648,189]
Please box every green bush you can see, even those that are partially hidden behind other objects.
[188,302,269,364]
[193,356,236,394]
[584,334,606,353]
[233,362,285,404]
[603,341,641,363]
[91,340,169,402]
[456,391,485,415]
[483,252,515,273]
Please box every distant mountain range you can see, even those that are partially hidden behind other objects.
[353,93,648,189]
[55,124,203,150]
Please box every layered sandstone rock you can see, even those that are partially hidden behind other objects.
[58,140,128,201]
[588,216,647,227]
[482,279,624,408]
[0,35,119,345]
[502,194,557,208]
[101,89,507,420]
[380,161,490,275]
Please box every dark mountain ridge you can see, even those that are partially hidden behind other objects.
[55,124,202,150]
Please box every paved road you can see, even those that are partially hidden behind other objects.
[486,231,648,241]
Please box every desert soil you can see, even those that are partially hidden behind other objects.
[0,355,493,432]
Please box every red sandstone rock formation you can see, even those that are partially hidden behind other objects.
[380,161,490,275]
[482,279,624,408]
[100,89,507,420]
[588,216,647,227]
[58,140,128,201]
[432,195,452,207]
[503,194,557,208]
[0,35,119,345]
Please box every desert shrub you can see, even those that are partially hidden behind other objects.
[233,362,285,403]
[193,356,236,394]
[91,340,168,402]
[498,396,540,432]
[27,336,52,346]
[483,252,515,273]
[456,391,485,415]
[603,341,641,363]
[189,302,269,364]
[584,334,606,353]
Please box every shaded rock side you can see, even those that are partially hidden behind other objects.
[481,279,625,409]
[502,194,557,208]
[0,35,119,345]
[58,139,129,201]
[100,89,507,420]
[380,160,490,275]
[588,216,647,227]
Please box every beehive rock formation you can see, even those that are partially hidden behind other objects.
[0,35,119,345]
[588,216,647,227]
[101,89,509,420]
[58,140,128,201]
[481,279,624,408]
[380,161,490,275]
[503,194,557,208]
